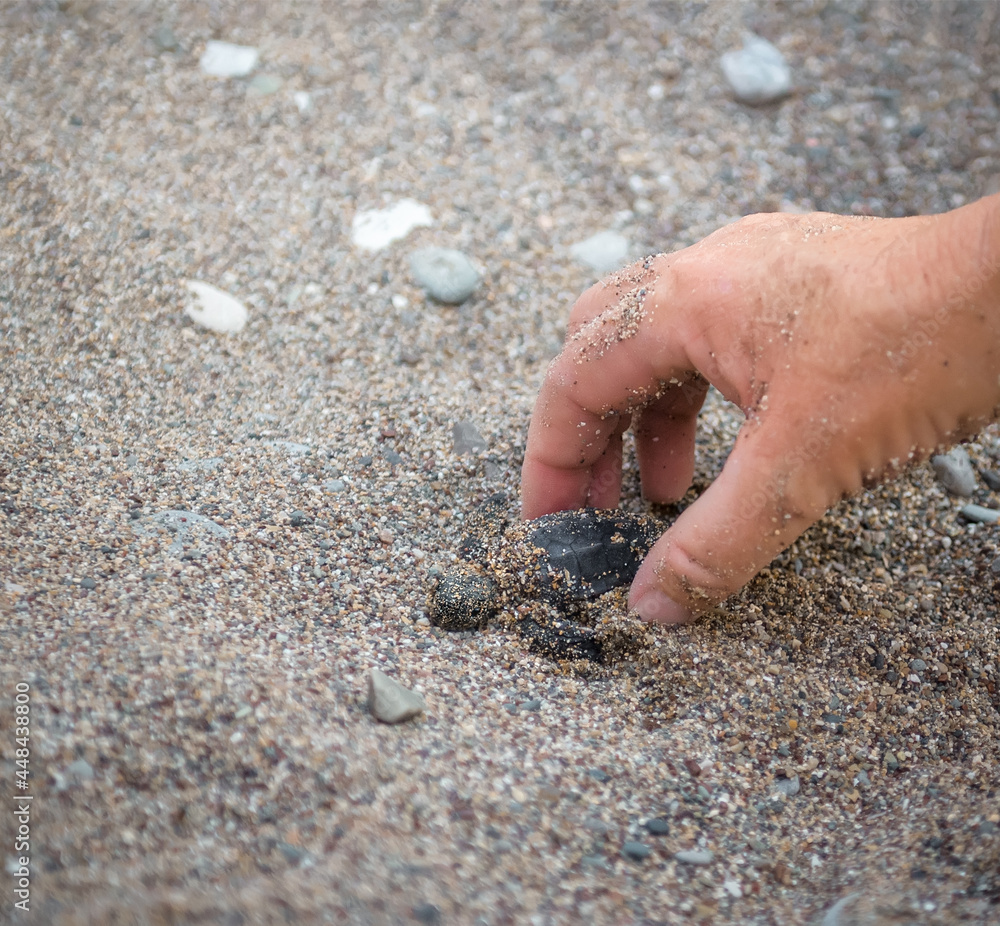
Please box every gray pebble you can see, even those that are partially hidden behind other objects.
[774,774,800,797]
[152,24,180,52]
[959,503,1000,524]
[66,758,94,781]
[277,842,306,865]
[909,658,927,673]
[644,817,670,835]
[980,469,1000,491]
[264,440,311,456]
[80,577,97,590]
[569,230,629,274]
[289,510,311,527]
[674,848,714,865]
[720,33,792,105]
[54,758,95,791]
[411,902,442,925]
[368,669,426,724]
[324,479,346,492]
[622,841,651,861]
[409,247,481,304]
[452,420,487,456]
[931,447,977,497]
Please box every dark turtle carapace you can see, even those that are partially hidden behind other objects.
[429,493,665,661]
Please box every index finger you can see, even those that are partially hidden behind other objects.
[521,257,695,517]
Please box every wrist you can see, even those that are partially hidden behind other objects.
[920,193,1000,436]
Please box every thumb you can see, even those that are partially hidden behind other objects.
[627,421,827,623]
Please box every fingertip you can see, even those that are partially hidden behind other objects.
[630,588,694,625]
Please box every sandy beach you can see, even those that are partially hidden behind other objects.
[1,2,999,923]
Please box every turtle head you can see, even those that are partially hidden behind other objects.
[429,567,498,631]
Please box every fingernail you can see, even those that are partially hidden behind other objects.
[631,589,693,625]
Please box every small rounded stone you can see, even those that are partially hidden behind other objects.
[409,247,481,304]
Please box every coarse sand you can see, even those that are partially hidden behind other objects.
[1,2,999,924]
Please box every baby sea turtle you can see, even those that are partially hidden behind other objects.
[429,493,665,662]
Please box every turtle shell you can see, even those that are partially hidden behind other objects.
[504,508,663,609]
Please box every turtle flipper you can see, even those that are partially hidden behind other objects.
[515,611,604,662]
[458,492,510,561]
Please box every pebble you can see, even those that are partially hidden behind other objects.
[289,510,311,527]
[350,199,433,252]
[248,74,283,95]
[452,420,487,455]
[80,577,97,590]
[368,669,426,724]
[674,849,714,866]
[774,774,800,797]
[323,479,346,492]
[980,469,1000,491]
[644,817,670,835]
[959,503,1000,524]
[177,457,223,473]
[719,33,792,104]
[55,758,95,791]
[152,24,179,52]
[622,841,651,861]
[409,247,481,304]
[199,40,259,78]
[411,903,442,925]
[67,758,94,781]
[930,447,977,497]
[569,230,629,274]
[183,280,249,334]
[264,440,310,455]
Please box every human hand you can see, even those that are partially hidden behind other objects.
[521,196,1000,623]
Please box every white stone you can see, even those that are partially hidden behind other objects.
[183,280,249,333]
[720,34,791,105]
[931,447,977,497]
[368,669,426,724]
[569,230,629,274]
[293,91,312,113]
[199,41,259,78]
[674,848,715,865]
[351,199,433,251]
